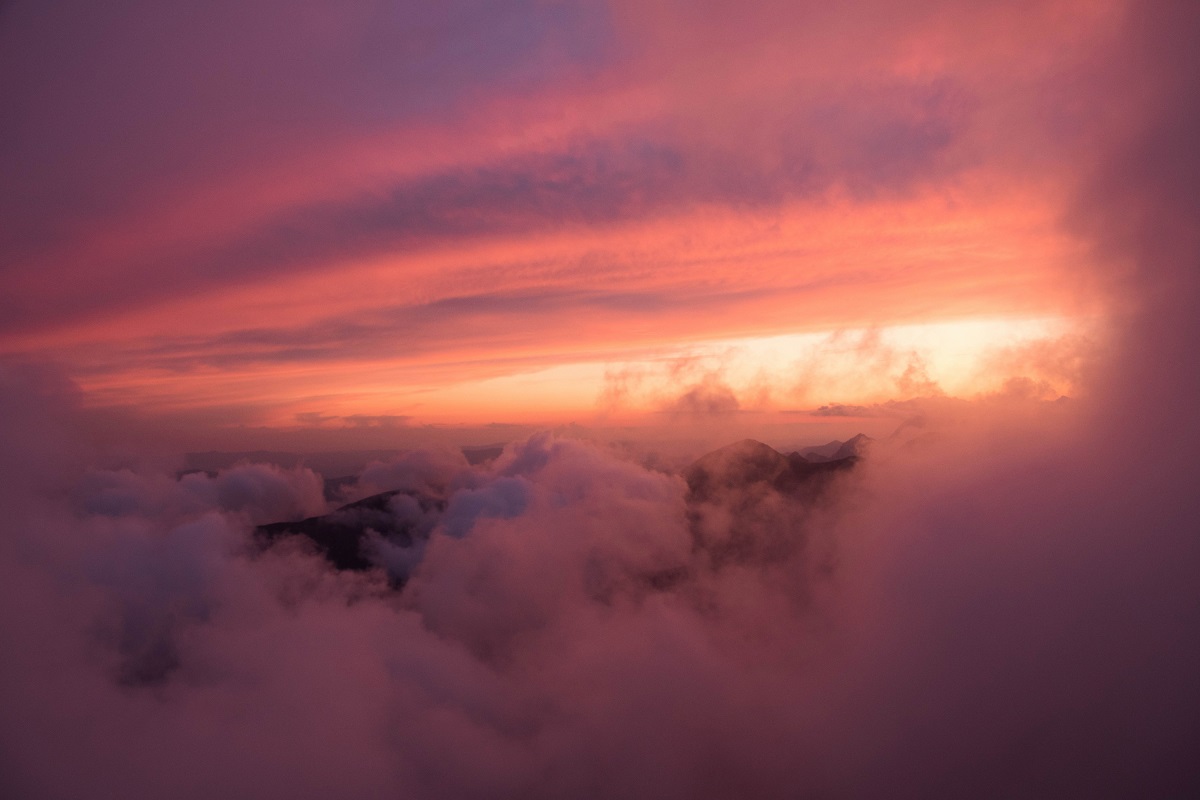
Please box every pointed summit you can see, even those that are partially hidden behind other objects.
[684,439,789,500]
[831,433,872,461]
[799,433,872,463]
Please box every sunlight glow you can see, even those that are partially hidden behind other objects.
[395,316,1083,424]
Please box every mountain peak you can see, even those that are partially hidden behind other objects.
[831,433,872,461]
[683,439,788,498]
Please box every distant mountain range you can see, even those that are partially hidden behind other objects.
[185,449,404,478]
[256,487,445,573]
[255,436,870,580]
[796,432,872,462]
[683,438,861,502]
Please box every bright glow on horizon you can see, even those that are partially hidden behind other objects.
[0,0,1122,444]
[381,315,1084,425]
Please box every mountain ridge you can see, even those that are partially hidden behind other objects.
[256,436,869,579]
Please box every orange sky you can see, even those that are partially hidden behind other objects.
[0,0,1130,447]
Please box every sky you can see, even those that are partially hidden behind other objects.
[0,0,1131,448]
[2,1,1199,798]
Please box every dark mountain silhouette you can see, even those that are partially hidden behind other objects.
[684,437,862,503]
[255,488,445,573]
[831,432,872,461]
[681,437,862,571]
[797,433,873,463]
[684,439,790,499]
[255,436,867,580]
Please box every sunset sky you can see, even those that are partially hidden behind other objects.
[2,3,1199,797]
[0,0,1131,447]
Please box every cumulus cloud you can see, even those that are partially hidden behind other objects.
[5,331,1198,799]
[812,402,884,417]
[352,446,470,500]
[663,376,741,417]
[75,463,327,526]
